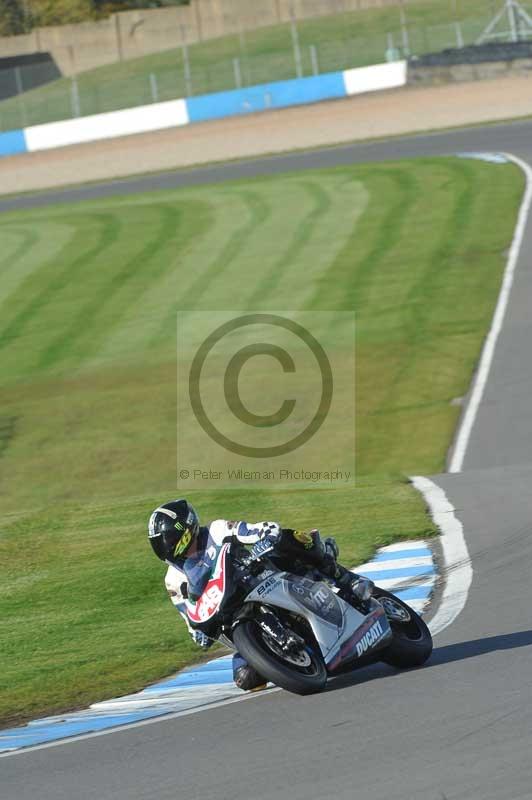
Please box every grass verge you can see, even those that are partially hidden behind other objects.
[0,155,524,726]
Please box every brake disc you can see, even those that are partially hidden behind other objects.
[261,630,312,666]
[380,596,411,623]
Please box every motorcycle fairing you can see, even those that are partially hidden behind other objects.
[245,572,390,671]
[186,543,230,624]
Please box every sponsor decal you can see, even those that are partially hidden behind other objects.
[355,619,384,657]
[257,576,280,596]
[288,578,343,626]
[174,529,192,557]
[327,608,388,670]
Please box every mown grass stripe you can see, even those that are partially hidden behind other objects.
[0,213,119,358]
[149,188,271,348]
[0,227,39,275]
[246,179,332,308]
[307,167,418,312]
[0,223,76,324]
[36,203,185,371]
[89,195,219,365]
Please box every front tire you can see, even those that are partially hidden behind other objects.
[374,588,433,668]
[233,620,327,695]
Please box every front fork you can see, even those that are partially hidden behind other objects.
[256,606,306,654]
[230,603,304,655]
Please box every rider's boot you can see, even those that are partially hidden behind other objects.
[326,561,374,602]
[350,574,375,601]
[307,531,375,603]
[233,653,267,692]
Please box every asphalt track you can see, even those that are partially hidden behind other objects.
[3,120,532,799]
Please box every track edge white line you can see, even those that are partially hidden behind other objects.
[448,152,532,473]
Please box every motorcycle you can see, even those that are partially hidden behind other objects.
[185,540,433,695]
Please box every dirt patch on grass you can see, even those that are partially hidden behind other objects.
[2,75,532,196]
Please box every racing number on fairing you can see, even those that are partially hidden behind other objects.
[186,544,229,624]
[199,585,223,619]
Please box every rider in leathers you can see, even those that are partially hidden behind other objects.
[148,498,351,691]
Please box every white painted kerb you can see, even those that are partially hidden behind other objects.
[411,476,472,636]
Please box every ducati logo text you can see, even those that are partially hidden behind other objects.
[355,620,384,657]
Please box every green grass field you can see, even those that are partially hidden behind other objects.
[0,0,504,130]
[0,156,523,726]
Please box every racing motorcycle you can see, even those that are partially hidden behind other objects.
[185,541,433,695]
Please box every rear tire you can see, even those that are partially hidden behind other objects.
[374,588,433,669]
[233,620,327,695]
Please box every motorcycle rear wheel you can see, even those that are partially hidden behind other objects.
[373,588,433,668]
[233,620,327,695]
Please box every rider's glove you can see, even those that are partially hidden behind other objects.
[258,522,281,539]
[191,630,213,649]
[250,535,278,561]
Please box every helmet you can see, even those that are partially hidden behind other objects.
[148,499,200,563]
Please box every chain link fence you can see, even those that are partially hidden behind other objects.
[0,10,528,131]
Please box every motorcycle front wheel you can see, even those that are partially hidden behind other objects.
[233,620,327,695]
[373,588,433,668]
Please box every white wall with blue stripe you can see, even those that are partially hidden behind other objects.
[0,61,406,159]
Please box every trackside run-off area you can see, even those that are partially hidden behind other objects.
[0,155,523,728]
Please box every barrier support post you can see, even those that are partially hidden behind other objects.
[233,58,242,89]
[309,44,319,76]
[290,11,303,78]
[150,73,159,103]
[181,25,193,96]
[71,77,81,118]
